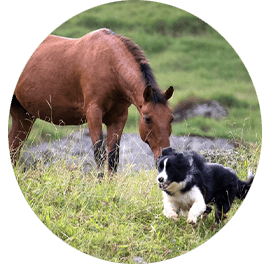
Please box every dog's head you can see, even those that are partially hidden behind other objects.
[156,147,194,192]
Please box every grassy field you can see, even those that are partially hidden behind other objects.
[11,0,262,264]
[14,139,260,263]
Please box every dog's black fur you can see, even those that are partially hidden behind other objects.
[157,147,254,223]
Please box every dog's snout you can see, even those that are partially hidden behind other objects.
[158,177,164,183]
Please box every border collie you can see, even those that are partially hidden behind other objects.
[156,147,254,224]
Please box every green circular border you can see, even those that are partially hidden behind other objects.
[0,0,269,269]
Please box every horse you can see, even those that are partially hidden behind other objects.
[9,28,174,173]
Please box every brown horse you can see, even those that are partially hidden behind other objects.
[9,28,174,173]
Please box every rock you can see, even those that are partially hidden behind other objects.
[173,99,228,122]
[133,256,147,264]
[20,129,234,173]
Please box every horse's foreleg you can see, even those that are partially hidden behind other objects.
[106,111,128,173]
[9,105,35,165]
[85,105,106,172]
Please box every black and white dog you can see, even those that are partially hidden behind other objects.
[157,147,254,224]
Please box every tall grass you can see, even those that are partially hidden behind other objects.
[14,134,260,263]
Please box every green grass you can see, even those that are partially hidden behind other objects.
[14,138,260,263]
[53,1,211,39]
[10,1,262,264]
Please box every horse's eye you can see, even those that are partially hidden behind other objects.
[144,115,151,124]
[170,117,174,123]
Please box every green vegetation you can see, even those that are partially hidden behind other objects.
[14,139,260,263]
[11,1,262,264]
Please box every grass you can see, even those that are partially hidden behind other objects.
[53,1,210,39]
[10,1,262,264]
[14,138,260,263]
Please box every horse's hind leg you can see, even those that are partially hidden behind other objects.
[9,96,35,164]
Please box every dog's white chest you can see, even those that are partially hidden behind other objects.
[163,186,201,212]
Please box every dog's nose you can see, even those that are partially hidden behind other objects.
[158,177,164,183]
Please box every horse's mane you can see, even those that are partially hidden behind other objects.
[105,29,167,105]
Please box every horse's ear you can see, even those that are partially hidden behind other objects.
[143,85,152,102]
[163,86,174,100]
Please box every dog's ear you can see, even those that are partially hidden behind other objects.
[183,151,195,167]
[161,147,175,157]
[176,152,185,163]
[188,156,193,167]
[188,150,205,170]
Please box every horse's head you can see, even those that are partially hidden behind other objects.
[139,85,174,160]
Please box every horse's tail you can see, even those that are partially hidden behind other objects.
[10,94,27,112]
[236,169,254,200]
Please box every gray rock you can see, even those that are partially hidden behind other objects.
[20,129,234,173]
[133,256,147,264]
[173,100,228,122]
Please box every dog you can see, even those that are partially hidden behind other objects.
[156,147,254,224]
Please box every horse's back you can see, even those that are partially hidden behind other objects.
[13,29,134,125]
[14,34,86,124]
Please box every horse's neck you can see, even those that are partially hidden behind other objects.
[111,42,146,114]
[127,83,145,113]
[117,68,145,114]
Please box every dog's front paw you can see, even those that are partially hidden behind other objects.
[187,212,197,224]
[163,209,179,221]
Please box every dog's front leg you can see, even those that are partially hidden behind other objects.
[162,192,179,221]
[187,188,206,224]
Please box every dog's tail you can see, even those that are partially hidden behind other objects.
[236,169,254,200]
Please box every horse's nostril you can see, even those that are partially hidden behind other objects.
[158,177,164,183]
